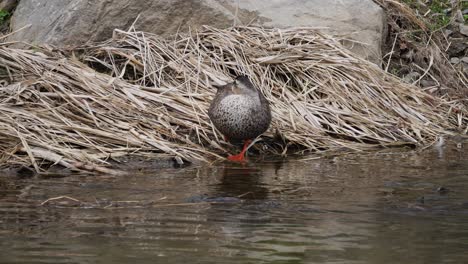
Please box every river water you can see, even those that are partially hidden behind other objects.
[1,141,467,264]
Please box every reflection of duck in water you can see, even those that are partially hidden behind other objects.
[216,164,269,200]
[208,76,271,161]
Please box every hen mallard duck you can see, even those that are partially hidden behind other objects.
[208,76,271,161]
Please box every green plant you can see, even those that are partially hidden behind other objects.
[0,9,10,24]
[462,0,468,9]
[401,0,455,30]
[428,0,452,29]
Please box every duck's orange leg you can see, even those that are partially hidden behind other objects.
[228,140,252,162]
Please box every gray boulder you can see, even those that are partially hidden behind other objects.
[9,0,385,64]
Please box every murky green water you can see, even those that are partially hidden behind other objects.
[1,142,468,264]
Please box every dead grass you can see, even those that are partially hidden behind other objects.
[0,26,466,174]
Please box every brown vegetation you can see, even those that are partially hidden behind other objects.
[0,26,466,174]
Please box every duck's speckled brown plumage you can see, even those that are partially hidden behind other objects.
[208,76,271,140]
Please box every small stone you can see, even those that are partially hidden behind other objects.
[447,39,468,57]
[420,79,437,87]
[454,10,464,23]
[402,71,421,83]
[436,186,449,194]
[444,29,453,37]
[461,57,468,64]
[450,57,461,64]
[460,24,468,36]
[462,59,468,74]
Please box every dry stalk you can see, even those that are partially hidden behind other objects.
[0,26,466,173]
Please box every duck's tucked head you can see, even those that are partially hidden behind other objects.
[213,75,257,94]
[234,75,255,91]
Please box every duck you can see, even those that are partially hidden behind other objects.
[208,75,271,161]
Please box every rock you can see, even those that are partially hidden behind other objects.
[461,57,468,64]
[8,0,385,64]
[454,10,464,23]
[460,24,468,36]
[447,39,468,57]
[462,60,468,75]
[403,71,421,83]
[444,29,453,37]
[436,186,449,194]
[420,79,437,88]
[450,57,460,64]
[0,0,18,12]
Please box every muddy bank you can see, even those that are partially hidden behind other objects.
[1,1,466,174]
[1,27,465,174]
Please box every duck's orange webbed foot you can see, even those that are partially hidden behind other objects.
[227,140,251,162]
[227,152,246,162]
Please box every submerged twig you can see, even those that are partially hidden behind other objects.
[40,195,82,206]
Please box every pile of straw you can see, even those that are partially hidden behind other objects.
[0,26,466,173]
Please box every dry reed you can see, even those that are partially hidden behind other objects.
[0,26,466,173]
